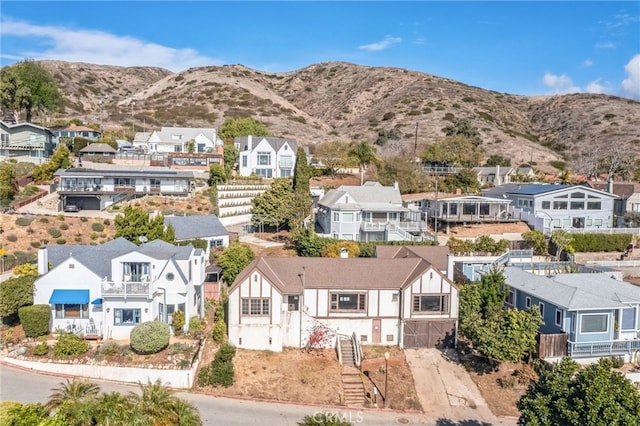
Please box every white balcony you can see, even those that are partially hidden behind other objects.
[101,278,151,298]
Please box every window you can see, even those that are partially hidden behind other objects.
[570,192,585,198]
[581,313,608,333]
[622,307,636,331]
[505,290,515,306]
[114,178,134,187]
[166,272,175,281]
[392,293,399,302]
[412,294,449,313]
[286,295,300,311]
[241,298,270,316]
[587,201,601,210]
[255,168,273,178]
[333,212,339,222]
[242,155,247,167]
[280,168,292,177]
[539,302,545,316]
[555,309,562,326]
[123,262,150,282]
[150,178,161,188]
[257,151,271,166]
[343,212,354,222]
[210,239,224,248]
[330,293,366,311]
[114,308,141,326]
[570,201,584,210]
[280,155,293,168]
[173,145,182,152]
[541,201,551,209]
[525,297,531,308]
[360,335,368,342]
[553,201,568,210]
[54,304,88,319]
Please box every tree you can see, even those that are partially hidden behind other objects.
[293,146,312,194]
[442,168,482,193]
[518,357,640,426]
[45,379,100,420]
[222,144,238,177]
[251,178,294,229]
[421,135,484,168]
[216,242,255,285]
[114,206,175,245]
[378,154,431,194]
[0,59,63,123]
[32,144,71,183]
[129,379,201,426]
[218,117,270,142]
[0,161,17,205]
[185,139,196,153]
[12,262,39,277]
[550,229,574,261]
[349,141,378,185]
[0,275,36,323]
[484,155,511,167]
[321,241,361,258]
[314,141,350,176]
[209,163,227,185]
[522,230,548,255]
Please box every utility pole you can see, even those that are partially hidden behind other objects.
[131,100,136,141]
[413,122,418,167]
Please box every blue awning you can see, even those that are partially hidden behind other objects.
[91,298,103,305]
[49,289,90,305]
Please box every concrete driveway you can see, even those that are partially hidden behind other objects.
[405,348,517,425]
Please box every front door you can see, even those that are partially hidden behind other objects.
[572,217,585,228]
[372,318,381,343]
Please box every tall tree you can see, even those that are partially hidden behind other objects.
[0,59,63,123]
[114,206,175,245]
[222,144,238,177]
[550,229,574,261]
[251,178,294,229]
[443,118,482,147]
[216,242,255,285]
[349,141,377,185]
[0,275,36,323]
[518,357,640,426]
[0,161,17,204]
[314,141,350,176]
[218,117,270,142]
[292,146,312,194]
[32,144,71,183]
[421,135,484,168]
[128,379,201,426]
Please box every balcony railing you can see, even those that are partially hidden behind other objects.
[568,339,640,358]
[101,280,151,297]
[361,220,425,232]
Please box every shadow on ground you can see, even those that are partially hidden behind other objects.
[435,419,494,426]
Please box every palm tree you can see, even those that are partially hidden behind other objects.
[94,391,134,425]
[129,379,201,426]
[172,399,202,426]
[349,141,377,185]
[45,379,101,426]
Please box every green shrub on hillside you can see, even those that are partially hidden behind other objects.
[130,321,170,355]
[571,233,632,252]
[54,333,89,359]
[18,304,50,337]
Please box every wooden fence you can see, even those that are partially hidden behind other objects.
[538,332,568,358]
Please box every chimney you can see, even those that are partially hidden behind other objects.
[247,135,252,151]
[496,165,501,185]
[340,248,349,258]
[393,181,399,191]
[607,175,614,194]
[37,246,48,275]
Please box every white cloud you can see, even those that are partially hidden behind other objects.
[581,59,593,68]
[359,36,402,52]
[595,41,616,49]
[542,73,582,95]
[585,79,609,94]
[621,54,640,100]
[0,18,222,71]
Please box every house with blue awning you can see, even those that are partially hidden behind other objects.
[32,237,206,340]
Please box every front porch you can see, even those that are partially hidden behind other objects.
[568,339,640,359]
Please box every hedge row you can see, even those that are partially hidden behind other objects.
[18,304,50,337]
[570,233,633,252]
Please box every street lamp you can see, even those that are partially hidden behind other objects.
[383,351,390,408]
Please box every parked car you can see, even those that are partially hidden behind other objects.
[64,204,80,213]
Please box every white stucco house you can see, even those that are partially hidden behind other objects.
[235,135,298,178]
[227,256,459,352]
[33,238,206,340]
[140,127,223,154]
[316,182,426,242]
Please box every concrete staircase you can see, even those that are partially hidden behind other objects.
[339,339,365,406]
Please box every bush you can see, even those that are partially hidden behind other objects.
[103,218,111,226]
[199,343,236,387]
[99,340,121,356]
[130,321,170,355]
[15,217,33,227]
[33,341,49,356]
[91,223,104,232]
[0,275,35,321]
[212,318,227,343]
[188,316,205,337]
[571,233,632,252]
[56,238,66,245]
[53,333,89,359]
[90,232,98,240]
[39,217,49,224]
[30,241,41,248]
[6,234,17,242]
[18,304,50,337]
[80,217,88,222]
[59,223,69,230]
[47,228,62,238]
[171,310,185,335]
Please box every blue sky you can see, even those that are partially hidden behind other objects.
[1,1,639,99]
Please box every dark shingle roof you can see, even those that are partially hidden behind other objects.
[164,215,228,240]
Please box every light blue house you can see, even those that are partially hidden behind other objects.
[503,266,640,360]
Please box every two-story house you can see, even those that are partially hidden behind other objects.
[584,180,640,225]
[55,168,194,211]
[143,127,223,154]
[235,135,297,178]
[227,256,459,351]
[483,183,617,235]
[0,121,55,162]
[53,124,102,143]
[503,266,640,361]
[316,182,426,242]
[33,238,206,340]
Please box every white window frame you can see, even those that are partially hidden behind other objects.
[539,302,545,317]
[525,296,531,309]
[555,309,562,326]
[580,313,609,334]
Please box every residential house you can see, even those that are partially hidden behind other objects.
[473,165,536,186]
[236,135,297,178]
[227,256,459,351]
[483,183,617,235]
[584,180,640,224]
[144,127,223,154]
[374,245,450,274]
[401,192,514,233]
[167,151,224,171]
[164,214,229,258]
[79,143,117,161]
[0,121,55,162]
[316,182,426,242]
[503,266,640,360]
[33,238,206,340]
[53,124,102,143]
[55,168,194,211]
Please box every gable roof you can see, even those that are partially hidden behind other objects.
[152,127,220,144]
[472,166,515,177]
[136,239,194,260]
[374,245,450,271]
[1,120,54,135]
[235,136,298,152]
[231,257,444,293]
[503,267,640,310]
[319,182,406,211]
[164,214,228,240]
[79,143,117,153]
[585,181,640,199]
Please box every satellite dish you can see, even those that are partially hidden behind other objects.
[138,236,148,243]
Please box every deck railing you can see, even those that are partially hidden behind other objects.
[101,280,151,297]
[568,339,640,358]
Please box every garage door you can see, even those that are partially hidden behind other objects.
[403,319,456,348]
[66,196,101,210]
